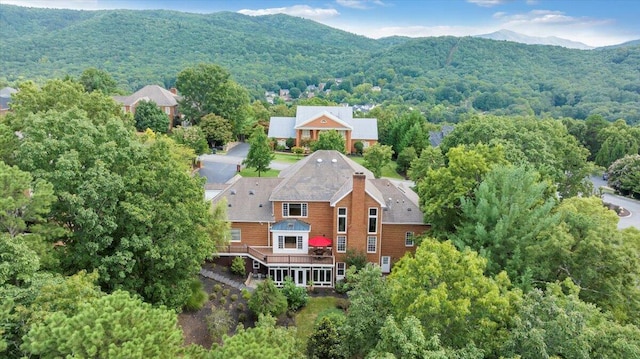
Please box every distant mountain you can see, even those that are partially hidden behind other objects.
[598,39,640,49]
[476,29,594,50]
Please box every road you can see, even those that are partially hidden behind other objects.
[591,176,639,230]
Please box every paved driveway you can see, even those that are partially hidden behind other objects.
[197,143,250,184]
[591,176,639,230]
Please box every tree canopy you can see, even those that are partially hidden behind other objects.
[243,126,274,177]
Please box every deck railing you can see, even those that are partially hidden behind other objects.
[216,244,334,265]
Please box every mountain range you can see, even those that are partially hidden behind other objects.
[475,29,594,50]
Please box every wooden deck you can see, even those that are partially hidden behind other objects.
[217,244,334,265]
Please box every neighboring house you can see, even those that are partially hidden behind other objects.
[212,150,429,287]
[113,85,180,130]
[0,87,17,114]
[268,106,378,153]
[429,125,455,147]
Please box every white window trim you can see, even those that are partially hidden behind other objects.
[405,231,415,247]
[368,207,378,234]
[367,236,377,253]
[336,262,346,278]
[252,260,260,269]
[282,203,308,217]
[337,236,347,253]
[337,207,347,233]
[230,229,241,242]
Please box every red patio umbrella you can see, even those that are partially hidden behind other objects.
[308,236,332,247]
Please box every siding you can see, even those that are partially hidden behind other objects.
[231,222,270,246]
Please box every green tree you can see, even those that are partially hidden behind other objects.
[363,143,393,178]
[453,165,559,285]
[134,100,170,133]
[416,144,507,234]
[176,63,249,135]
[388,238,520,355]
[171,125,209,155]
[407,146,444,182]
[396,146,417,175]
[210,314,302,359]
[200,113,234,147]
[22,290,185,358]
[342,263,392,358]
[243,126,274,177]
[306,315,346,359]
[281,276,308,311]
[527,197,640,324]
[311,129,346,153]
[248,278,287,317]
[607,154,640,198]
[78,67,118,94]
[595,119,640,168]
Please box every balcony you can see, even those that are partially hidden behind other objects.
[217,244,334,265]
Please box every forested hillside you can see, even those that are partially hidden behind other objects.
[1,4,639,124]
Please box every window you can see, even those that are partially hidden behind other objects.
[367,236,377,253]
[337,207,347,233]
[252,260,260,270]
[337,236,347,253]
[164,106,171,115]
[282,203,308,217]
[302,129,311,138]
[368,208,378,233]
[405,232,415,247]
[336,262,346,278]
[278,235,303,250]
[230,229,241,242]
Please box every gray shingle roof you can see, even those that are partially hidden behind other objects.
[0,87,17,98]
[270,150,374,202]
[113,85,179,107]
[267,117,296,139]
[370,179,424,224]
[212,178,282,222]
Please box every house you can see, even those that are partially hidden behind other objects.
[212,150,429,287]
[113,85,180,129]
[268,106,378,153]
[0,87,17,114]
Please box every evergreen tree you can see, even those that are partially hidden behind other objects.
[243,127,274,177]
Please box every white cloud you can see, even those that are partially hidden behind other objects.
[336,0,385,9]
[238,5,339,21]
[1,0,101,10]
[467,0,513,7]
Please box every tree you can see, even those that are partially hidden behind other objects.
[22,290,185,358]
[176,63,249,135]
[595,119,640,168]
[210,314,301,359]
[306,315,346,359]
[78,67,118,94]
[396,146,417,175]
[607,154,640,198]
[453,165,559,285]
[388,238,520,355]
[363,143,393,178]
[171,125,209,155]
[200,113,234,147]
[243,126,274,177]
[353,141,364,155]
[342,263,392,358]
[416,144,507,234]
[407,146,444,182]
[248,278,287,317]
[281,276,308,311]
[134,100,170,133]
[311,129,346,153]
[526,197,640,324]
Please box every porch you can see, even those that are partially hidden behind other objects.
[216,244,334,266]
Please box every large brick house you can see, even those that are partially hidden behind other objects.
[268,106,378,154]
[212,150,429,287]
[113,85,180,130]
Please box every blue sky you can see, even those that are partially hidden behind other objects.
[3,0,639,46]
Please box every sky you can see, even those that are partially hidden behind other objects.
[2,0,639,47]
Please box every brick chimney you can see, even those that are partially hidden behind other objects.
[350,172,367,253]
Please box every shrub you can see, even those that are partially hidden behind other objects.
[236,303,246,312]
[334,279,350,294]
[281,277,309,311]
[238,312,247,323]
[307,315,346,359]
[276,144,286,151]
[219,297,227,305]
[213,284,222,293]
[286,137,296,149]
[292,146,305,156]
[231,257,246,277]
[209,293,217,301]
[354,141,364,155]
[335,298,350,311]
[248,278,288,317]
[222,288,231,297]
[206,306,233,343]
[183,278,207,312]
[241,288,251,301]
[230,294,238,302]
[345,249,367,271]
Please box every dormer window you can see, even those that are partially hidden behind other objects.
[282,203,308,217]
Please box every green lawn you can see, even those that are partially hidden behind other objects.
[274,152,306,163]
[348,155,404,179]
[238,168,280,177]
[295,296,338,346]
